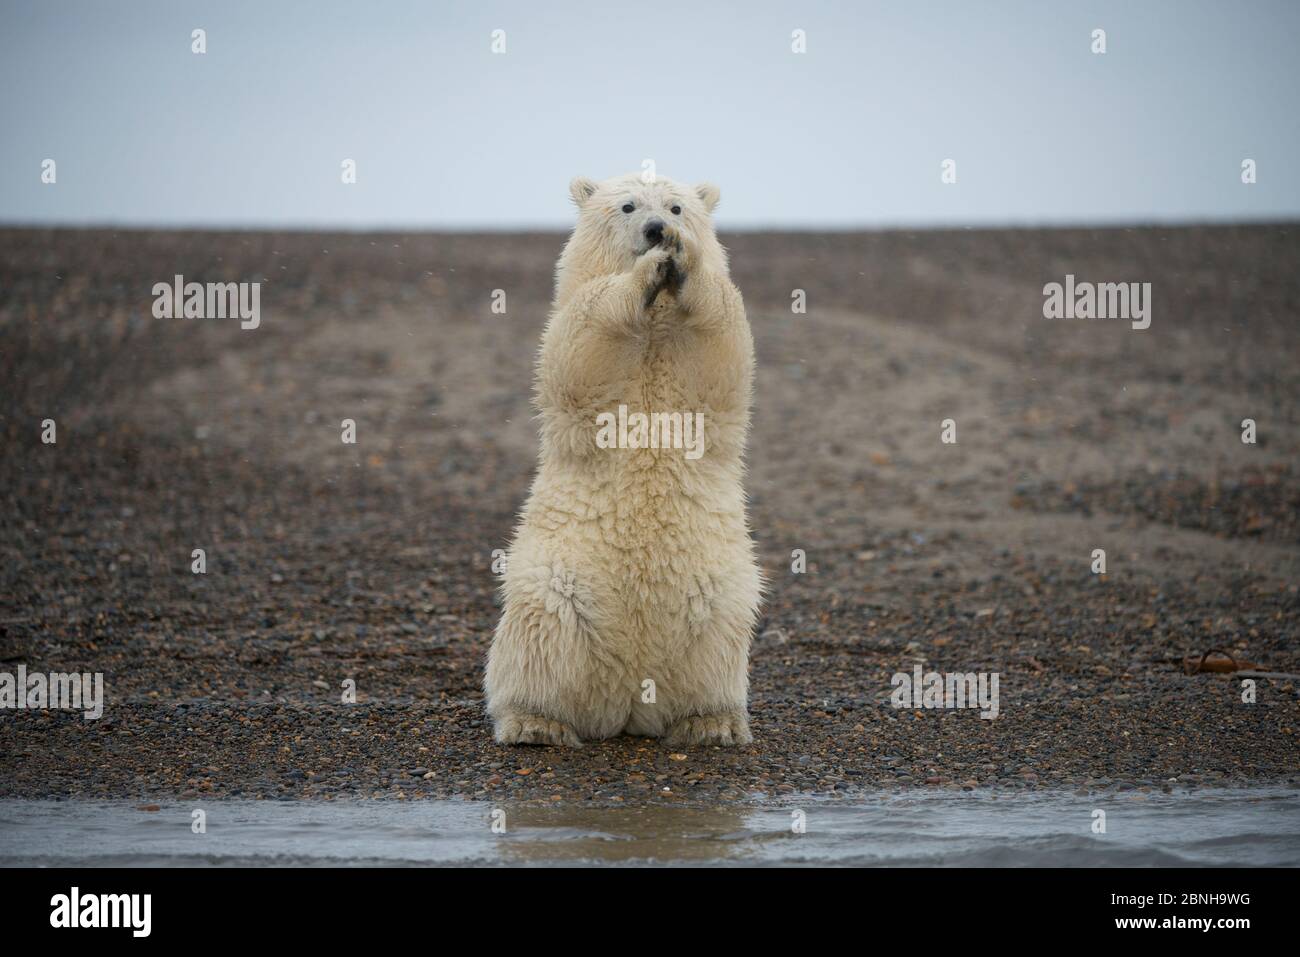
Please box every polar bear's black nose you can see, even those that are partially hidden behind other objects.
[643,219,665,245]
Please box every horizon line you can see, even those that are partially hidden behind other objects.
[1,215,1297,235]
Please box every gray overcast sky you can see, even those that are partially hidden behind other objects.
[1,0,1297,229]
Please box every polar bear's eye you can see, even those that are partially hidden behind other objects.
[622,203,635,213]
[670,206,682,215]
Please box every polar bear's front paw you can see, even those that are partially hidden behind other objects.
[659,224,694,287]
[637,246,680,308]
[494,712,584,748]
[663,711,752,747]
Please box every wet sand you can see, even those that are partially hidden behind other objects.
[1,225,1297,804]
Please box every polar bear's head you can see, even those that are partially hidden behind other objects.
[556,173,727,297]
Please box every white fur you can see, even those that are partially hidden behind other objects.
[484,173,761,747]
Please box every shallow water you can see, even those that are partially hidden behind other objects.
[2,789,1297,867]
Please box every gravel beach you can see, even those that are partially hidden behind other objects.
[2,225,1297,804]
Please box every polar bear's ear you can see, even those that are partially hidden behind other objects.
[569,177,599,207]
[695,183,721,213]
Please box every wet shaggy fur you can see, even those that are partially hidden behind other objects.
[483,173,761,747]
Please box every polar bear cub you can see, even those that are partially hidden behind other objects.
[483,172,761,747]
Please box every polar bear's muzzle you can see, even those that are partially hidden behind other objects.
[642,219,666,247]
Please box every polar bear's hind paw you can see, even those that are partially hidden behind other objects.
[663,711,752,747]
[493,712,584,748]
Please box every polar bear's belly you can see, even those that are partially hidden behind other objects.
[530,453,751,640]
